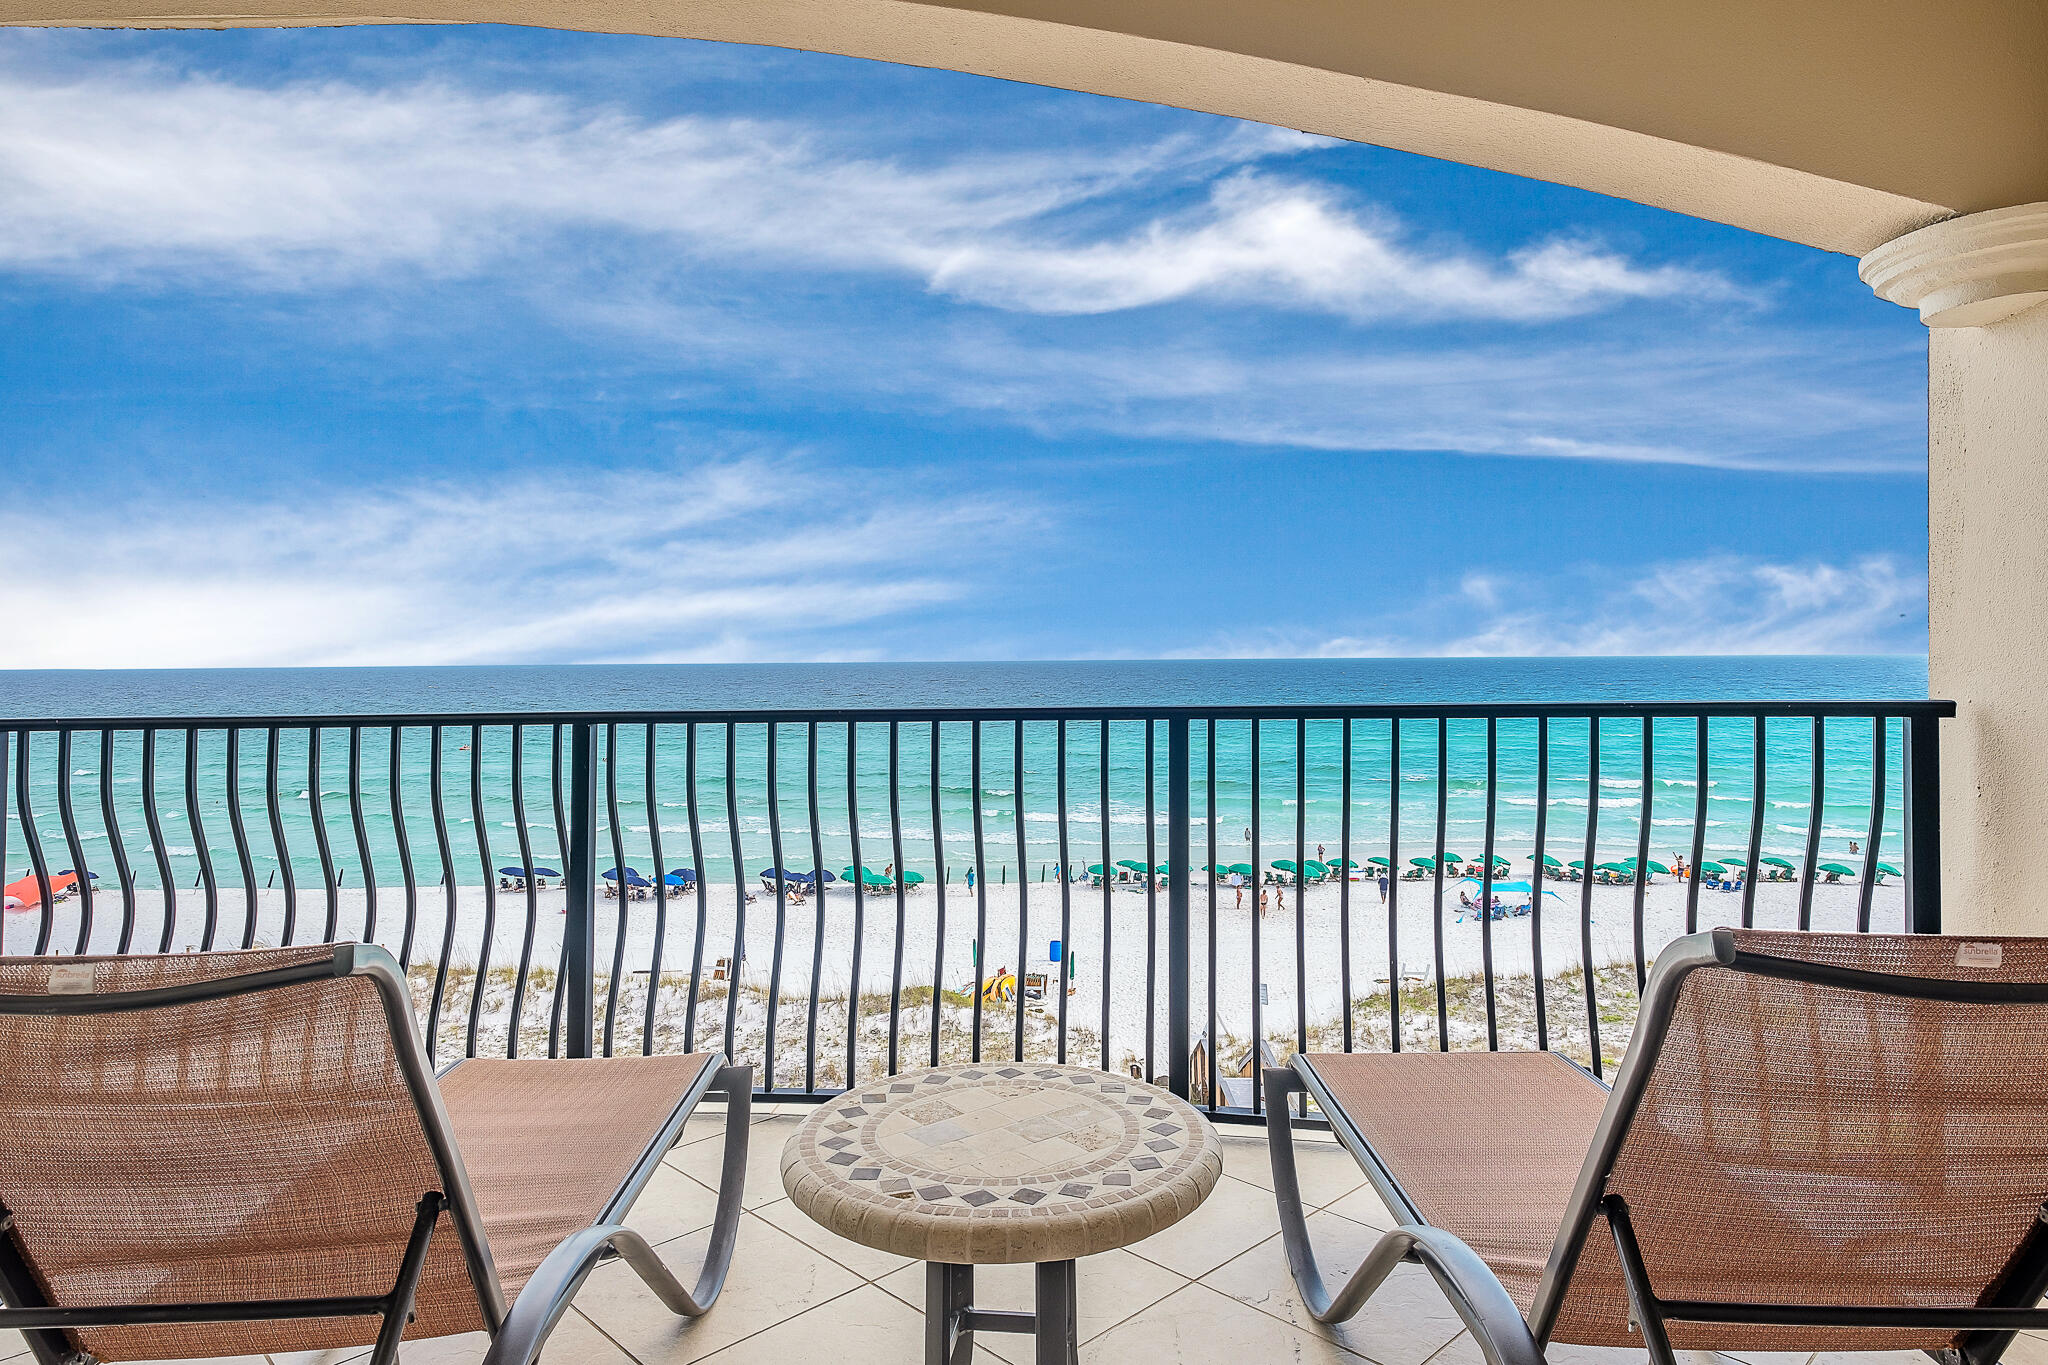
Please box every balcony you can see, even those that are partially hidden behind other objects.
[0,697,1973,1365]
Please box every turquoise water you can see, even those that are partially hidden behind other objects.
[0,657,1927,894]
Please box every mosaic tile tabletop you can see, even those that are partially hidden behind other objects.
[781,1064,1223,1264]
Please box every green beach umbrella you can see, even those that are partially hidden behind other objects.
[1273,860,1301,874]
[1876,862,1901,876]
[840,865,891,886]
[1203,862,1229,873]
[1441,851,1465,864]
[1088,863,1110,875]
[1528,854,1562,867]
[1568,860,1586,869]
[1596,861,1630,872]
[1819,862,1857,876]
[1227,863,1255,876]
[1303,860,1329,877]
[1153,862,1175,874]
[1116,859,1149,873]
[1761,855,1795,868]
[1697,861,1727,875]
[1491,854,1510,867]
[899,869,926,885]
[1410,856,1436,869]
[1719,857,1748,868]
[1326,858,1357,869]
[1642,860,1671,875]
[1365,856,1391,867]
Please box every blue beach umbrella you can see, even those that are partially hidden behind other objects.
[531,868,561,878]
[664,869,698,887]
[498,866,531,877]
[602,867,640,881]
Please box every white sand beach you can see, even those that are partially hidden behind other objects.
[8,871,1903,1072]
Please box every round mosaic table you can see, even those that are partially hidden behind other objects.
[782,1063,1222,1365]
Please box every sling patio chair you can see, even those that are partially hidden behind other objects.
[1265,928,2048,1365]
[0,944,750,1365]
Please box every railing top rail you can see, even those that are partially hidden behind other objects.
[0,699,1956,731]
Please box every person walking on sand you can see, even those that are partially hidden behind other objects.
[966,866,975,891]
[1228,868,1244,910]
[1378,870,1390,903]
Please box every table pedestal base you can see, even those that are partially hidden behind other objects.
[925,1261,1077,1365]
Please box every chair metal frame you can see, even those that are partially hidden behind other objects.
[0,945,750,1365]
[1265,927,2048,1365]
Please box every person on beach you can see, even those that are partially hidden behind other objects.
[1378,871,1390,903]
[1228,869,1244,910]
[966,867,975,891]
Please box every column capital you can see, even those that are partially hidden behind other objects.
[1860,202,2048,327]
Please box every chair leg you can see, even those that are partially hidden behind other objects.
[1262,1067,1547,1365]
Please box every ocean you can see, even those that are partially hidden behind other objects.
[1,657,1928,895]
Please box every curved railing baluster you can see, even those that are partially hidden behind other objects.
[56,731,93,955]
[644,723,669,1058]
[426,724,457,1059]
[225,728,257,949]
[466,723,496,1058]
[265,726,296,946]
[101,729,135,953]
[310,728,339,942]
[16,731,54,954]
[391,725,418,971]
[142,730,176,953]
[509,723,537,1057]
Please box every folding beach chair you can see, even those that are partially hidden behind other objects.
[0,945,749,1365]
[1265,928,2048,1365]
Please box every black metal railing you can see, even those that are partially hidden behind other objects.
[0,699,1950,1121]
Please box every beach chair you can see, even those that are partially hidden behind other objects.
[1264,928,2048,1365]
[0,945,750,1365]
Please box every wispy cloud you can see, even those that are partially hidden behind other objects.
[0,62,1735,323]
[0,457,1040,667]
[1170,555,1926,658]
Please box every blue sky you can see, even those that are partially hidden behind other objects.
[0,26,1930,668]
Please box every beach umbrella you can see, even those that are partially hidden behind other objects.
[1596,861,1631,873]
[1365,856,1391,867]
[1641,860,1671,875]
[758,867,805,882]
[497,866,532,877]
[900,869,926,884]
[619,871,652,888]
[1227,863,1255,876]
[1568,860,1586,869]
[841,866,892,886]
[1410,856,1436,869]
[1441,852,1466,865]
[1303,860,1329,878]
[664,869,698,886]
[1819,862,1858,876]
[1327,858,1357,869]
[531,867,561,878]
[1088,863,1111,875]
[1876,862,1901,876]
[1204,863,1234,873]
[601,867,640,881]
[1273,860,1300,874]
[1116,859,1150,873]
[1719,857,1747,868]
[1697,861,1727,875]
[57,869,98,879]
[1761,855,1795,868]
[1528,854,1562,867]
[810,868,838,883]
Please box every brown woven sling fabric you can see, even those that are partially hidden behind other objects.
[1308,929,2048,1352]
[0,947,488,1361]
[439,1053,715,1301]
[1302,1051,1606,1323]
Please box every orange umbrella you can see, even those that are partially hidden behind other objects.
[3,871,76,909]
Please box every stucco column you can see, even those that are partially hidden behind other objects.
[1862,203,2048,933]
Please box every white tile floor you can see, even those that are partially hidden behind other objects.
[12,1106,2032,1365]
